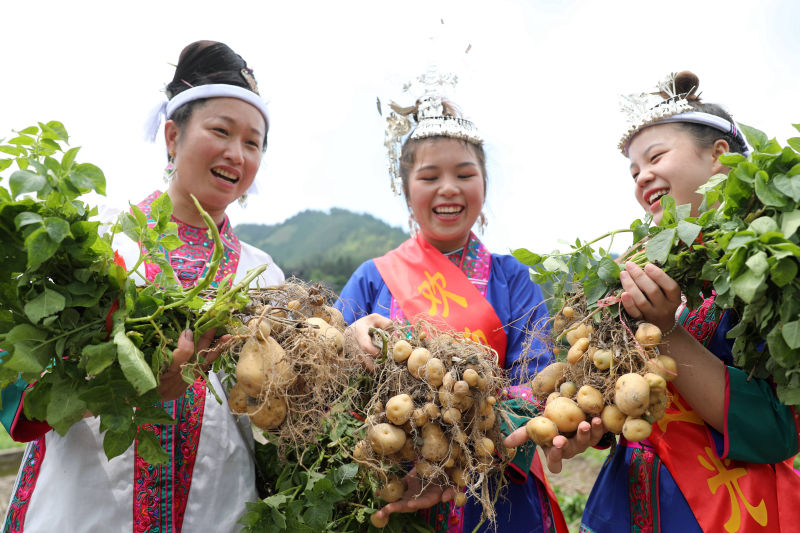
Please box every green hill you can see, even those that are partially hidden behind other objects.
[235,208,408,292]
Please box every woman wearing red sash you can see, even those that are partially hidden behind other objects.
[510,71,800,532]
[2,41,284,532]
[336,93,567,533]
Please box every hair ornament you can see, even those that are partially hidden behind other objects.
[618,72,748,155]
[382,65,482,196]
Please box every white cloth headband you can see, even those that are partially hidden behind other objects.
[627,111,750,156]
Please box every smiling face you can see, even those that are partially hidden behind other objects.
[628,123,727,224]
[406,138,485,252]
[165,97,266,225]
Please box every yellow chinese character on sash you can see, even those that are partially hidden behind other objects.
[464,327,488,345]
[417,271,467,318]
[698,446,767,532]
[656,393,704,433]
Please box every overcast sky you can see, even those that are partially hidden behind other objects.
[2,0,799,260]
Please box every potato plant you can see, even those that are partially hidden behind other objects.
[0,123,263,464]
[514,122,800,405]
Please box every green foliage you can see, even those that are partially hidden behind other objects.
[236,209,408,291]
[514,122,800,404]
[240,410,432,533]
[0,122,263,464]
[552,485,588,532]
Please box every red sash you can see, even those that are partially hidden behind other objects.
[373,234,507,365]
[642,297,800,532]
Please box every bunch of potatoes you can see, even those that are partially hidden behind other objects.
[353,334,511,528]
[527,305,677,446]
[227,289,346,431]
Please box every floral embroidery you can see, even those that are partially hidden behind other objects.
[629,445,661,533]
[679,294,725,347]
[4,439,46,532]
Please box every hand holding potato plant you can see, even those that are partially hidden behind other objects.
[514,122,800,406]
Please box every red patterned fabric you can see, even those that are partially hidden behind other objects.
[4,439,46,532]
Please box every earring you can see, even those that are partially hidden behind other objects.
[477,212,488,235]
[408,213,419,237]
[237,194,248,208]
[163,151,176,184]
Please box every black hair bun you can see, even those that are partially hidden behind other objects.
[674,71,700,100]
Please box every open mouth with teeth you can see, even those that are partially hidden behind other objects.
[212,167,240,184]
[433,205,465,217]
[646,188,670,207]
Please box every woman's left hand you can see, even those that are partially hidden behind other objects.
[158,329,229,401]
[345,313,392,372]
[504,417,605,473]
[619,262,682,332]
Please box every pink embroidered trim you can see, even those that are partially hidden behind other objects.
[4,438,46,532]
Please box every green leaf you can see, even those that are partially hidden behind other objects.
[103,426,136,460]
[82,341,118,375]
[787,137,800,153]
[739,123,767,150]
[24,288,66,324]
[774,174,800,202]
[113,331,157,395]
[61,146,80,172]
[69,163,106,195]
[8,135,34,146]
[677,220,702,246]
[512,248,542,266]
[24,227,59,270]
[749,216,780,236]
[543,256,569,273]
[43,217,72,243]
[149,193,173,232]
[136,428,169,465]
[134,406,176,425]
[675,203,691,221]
[768,324,797,368]
[597,256,620,283]
[645,227,675,264]
[745,251,769,276]
[781,320,800,350]
[730,269,765,304]
[770,258,798,288]
[4,324,49,372]
[755,171,789,206]
[14,211,42,230]
[41,121,69,141]
[718,153,746,166]
[9,170,45,198]
[47,381,88,435]
[631,219,649,242]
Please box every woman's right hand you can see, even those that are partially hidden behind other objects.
[372,468,456,523]
[346,313,392,371]
[504,417,605,473]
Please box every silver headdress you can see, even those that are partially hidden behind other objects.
[382,66,482,196]
[618,72,748,155]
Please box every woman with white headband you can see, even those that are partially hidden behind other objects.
[507,71,800,532]
[2,40,283,532]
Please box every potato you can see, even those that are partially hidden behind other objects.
[370,512,389,529]
[442,370,456,391]
[453,380,470,396]
[394,437,417,462]
[477,409,496,431]
[559,381,577,398]
[246,317,272,342]
[421,423,449,461]
[393,340,413,362]
[567,337,590,364]
[531,362,569,396]
[415,459,437,478]
[439,387,473,412]
[600,404,626,434]
[622,417,653,442]
[644,372,667,392]
[412,407,429,427]
[525,416,559,446]
[353,440,370,461]
[447,466,468,488]
[287,299,302,311]
[306,317,344,352]
[423,402,441,420]
[407,348,432,379]
[576,385,604,416]
[462,368,479,387]
[547,392,561,404]
[474,437,495,457]
[543,396,585,434]
[424,358,446,387]
[592,349,613,371]
[566,323,591,346]
[635,322,662,347]
[442,407,462,425]
[228,382,249,414]
[376,476,404,503]
[614,373,650,416]
[562,306,577,320]
[248,396,287,430]
[646,355,678,382]
[648,389,668,420]
[317,305,346,330]
[385,394,414,425]
[453,492,467,507]
[368,423,407,455]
